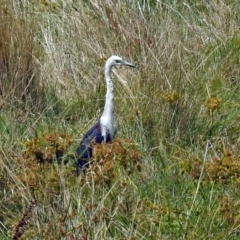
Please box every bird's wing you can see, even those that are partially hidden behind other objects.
[76,121,104,171]
[77,121,103,156]
[81,121,104,145]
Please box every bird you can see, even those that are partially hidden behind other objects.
[76,55,135,173]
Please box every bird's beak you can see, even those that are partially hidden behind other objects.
[123,61,136,68]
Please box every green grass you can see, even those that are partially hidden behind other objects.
[1,0,240,239]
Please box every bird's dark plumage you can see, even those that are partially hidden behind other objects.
[76,121,112,172]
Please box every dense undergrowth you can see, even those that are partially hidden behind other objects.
[0,0,240,239]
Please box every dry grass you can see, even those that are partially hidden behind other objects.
[0,1,45,111]
[0,0,240,239]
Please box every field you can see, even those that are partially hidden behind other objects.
[1,0,240,239]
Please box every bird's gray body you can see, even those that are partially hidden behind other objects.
[76,55,135,172]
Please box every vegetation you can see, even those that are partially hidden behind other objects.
[0,0,240,239]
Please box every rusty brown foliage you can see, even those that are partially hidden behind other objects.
[79,138,142,185]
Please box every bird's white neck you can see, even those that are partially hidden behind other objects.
[100,66,117,141]
[104,66,114,109]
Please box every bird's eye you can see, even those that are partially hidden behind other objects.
[115,60,121,63]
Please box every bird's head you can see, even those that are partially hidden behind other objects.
[105,55,136,70]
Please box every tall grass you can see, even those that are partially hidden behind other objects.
[0,0,240,239]
[0,1,45,112]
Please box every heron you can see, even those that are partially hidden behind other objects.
[76,55,135,173]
